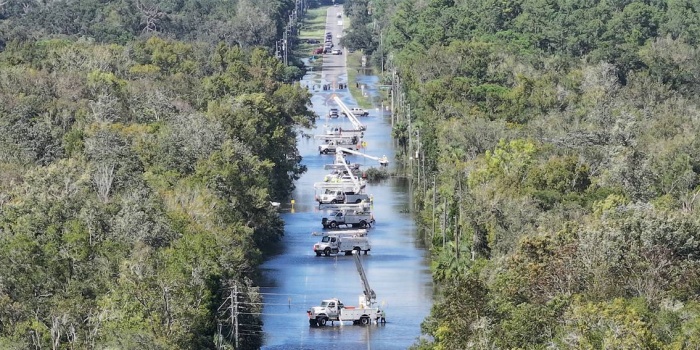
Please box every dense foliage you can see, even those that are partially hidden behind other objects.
[0,0,314,348]
[355,0,700,347]
[0,0,296,48]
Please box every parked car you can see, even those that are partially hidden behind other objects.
[313,47,324,54]
[307,39,320,44]
[332,49,342,55]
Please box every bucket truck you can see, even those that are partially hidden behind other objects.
[307,252,385,326]
[315,134,360,146]
[312,230,370,256]
[317,189,370,204]
[317,156,370,204]
[321,209,374,229]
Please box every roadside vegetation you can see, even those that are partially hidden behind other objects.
[0,0,315,349]
[344,0,700,347]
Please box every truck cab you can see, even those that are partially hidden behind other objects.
[308,298,343,326]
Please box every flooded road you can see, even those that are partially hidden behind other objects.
[259,7,433,350]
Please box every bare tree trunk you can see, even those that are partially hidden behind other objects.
[93,163,115,203]
[136,1,165,32]
[51,316,61,350]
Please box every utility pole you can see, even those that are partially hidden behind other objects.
[432,175,436,244]
[390,69,395,127]
[442,197,447,248]
[231,284,239,349]
[416,127,420,188]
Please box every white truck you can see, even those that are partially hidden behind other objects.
[317,190,370,204]
[313,232,370,256]
[342,107,369,117]
[322,209,374,229]
[307,297,383,326]
[307,252,385,326]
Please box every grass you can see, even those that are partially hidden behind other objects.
[291,6,330,71]
[339,15,381,109]
[346,50,374,109]
[299,7,329,40]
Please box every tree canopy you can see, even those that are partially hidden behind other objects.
[0,1,313,347]
[347,0,700,347]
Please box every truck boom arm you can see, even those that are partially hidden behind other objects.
[332,96,366,131]
[353,252,376,307]
[336,147,389,166]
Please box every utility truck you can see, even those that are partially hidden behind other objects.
[320,141,362,154]
[317,189,370,204]
[342,108,369,117]
[315,159,367,193]
[312,230,370,256]
[322,209,374,229]
[307,252,385,326]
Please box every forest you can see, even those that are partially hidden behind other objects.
[0,0,314,348]
[340,0,700,348]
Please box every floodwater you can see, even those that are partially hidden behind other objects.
[259,7,433,350]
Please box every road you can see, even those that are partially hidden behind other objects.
[259,7,433,349]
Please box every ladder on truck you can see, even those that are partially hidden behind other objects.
[319,202,372,211]
[311,229,368,237]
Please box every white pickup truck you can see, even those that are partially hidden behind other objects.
[307,297,384,326]
[317,190,370,204]
[342,107,369,117]
[322,210,374,229]
[313,234,370,256]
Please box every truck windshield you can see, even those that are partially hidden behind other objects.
[321,236,331,243]
[321,301,329,307]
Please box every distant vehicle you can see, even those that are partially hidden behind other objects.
[307,39,320,44]
[313,47,324,54]
[329,108,339,118]
[332,49,342,55]
[337,20,343,26]
[350,107,369,117]
[336,13,342,18]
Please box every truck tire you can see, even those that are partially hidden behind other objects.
[355,199,362,203]
[309,319,318,327]
[360,316,370,325]
[324,248,331,257]
[329,221,338,229]
[317,317,327,326]
[359,221,367,228]
[353,247,361,255]
[331,199,338,204]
